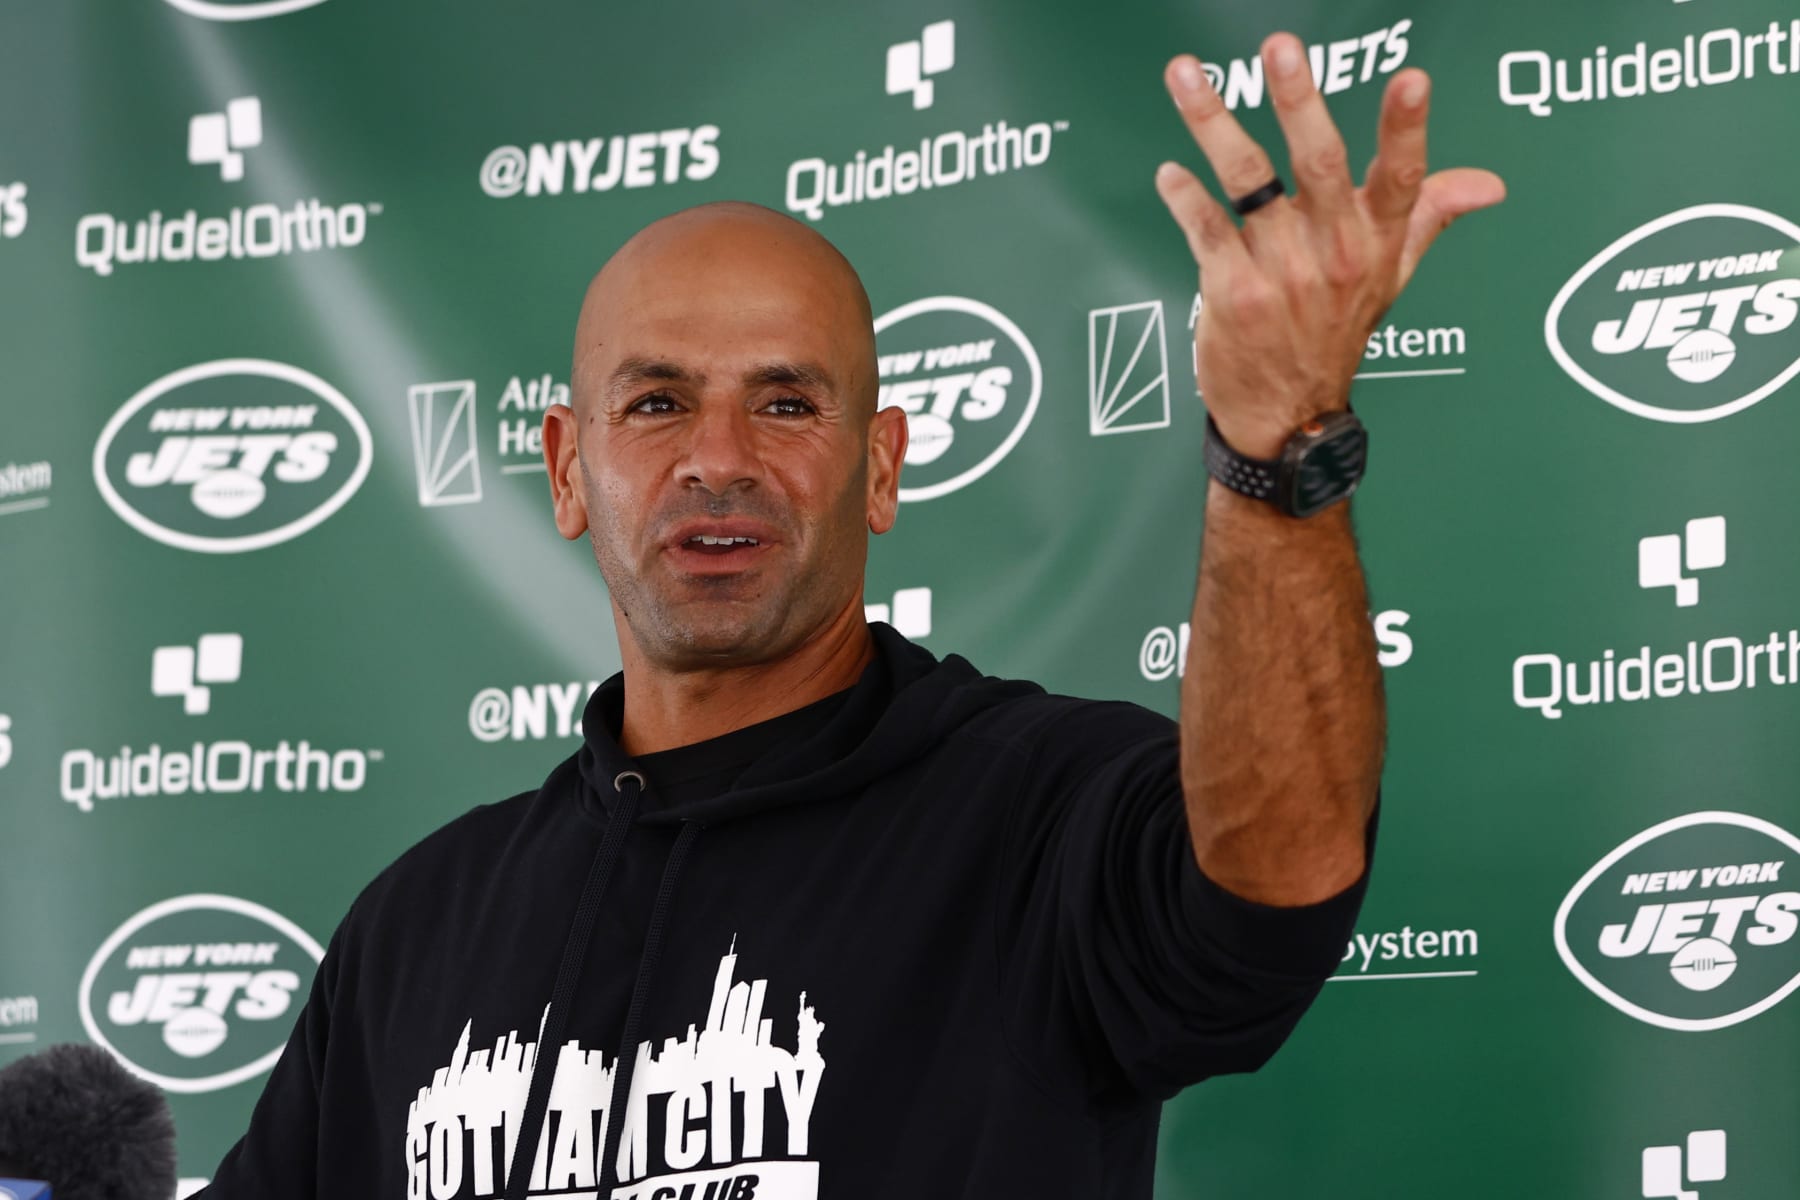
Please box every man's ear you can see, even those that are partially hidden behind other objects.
[866,404,908,535]
[542,404,590,540]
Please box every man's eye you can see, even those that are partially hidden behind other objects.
[765,396,815,417]
[630,392,681,415]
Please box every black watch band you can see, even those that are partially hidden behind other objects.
[1201,413,1281,503]
[1202,409,1368,518]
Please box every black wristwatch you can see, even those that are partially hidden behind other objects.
[1202,409,1368,518]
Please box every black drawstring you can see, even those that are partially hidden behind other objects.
[503,770,643,1200]
[502,772,702,1199]
[595,819,700,1193]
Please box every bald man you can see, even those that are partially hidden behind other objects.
[203,36,1500,1200]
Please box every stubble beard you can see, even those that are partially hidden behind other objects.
[583,456,869,672]
[616,550,799,669]
[584,494,806,674]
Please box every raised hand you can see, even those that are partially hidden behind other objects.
[1155,33,1506,459]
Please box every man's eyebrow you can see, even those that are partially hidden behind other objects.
[606,358,698,394]
[743,361,836,392]
[606,358,836,395]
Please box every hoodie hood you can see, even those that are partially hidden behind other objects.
[576,622,1040,827]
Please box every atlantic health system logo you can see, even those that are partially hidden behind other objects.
[0,992,37,1048]
[93,359,373,553]
[407,373,567,506]
[409,380,483,506]
[0,458,52,520]
[1089,292,1471,437]
[1546,204,1800,423]
[1088,301,1171,436]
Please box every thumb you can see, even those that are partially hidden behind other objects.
[1397,167,1507,289]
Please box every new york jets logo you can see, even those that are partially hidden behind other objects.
[1545,204,1800,423]
[79,894,324,1092]
[1554,812,1800,1031]
[874,296,1041,501]
[93,359,372,553]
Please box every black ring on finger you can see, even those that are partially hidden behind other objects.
[1231,176,1287,217]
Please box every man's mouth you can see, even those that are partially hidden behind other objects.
[663,520,778,573]
[683,534,761,556]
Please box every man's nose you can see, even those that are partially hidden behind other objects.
[674,401,761,495]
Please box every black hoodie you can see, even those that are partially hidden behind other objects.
[202,624,1371,1199]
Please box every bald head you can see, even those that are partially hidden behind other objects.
[542,198,909,680]
[572,201,877,420]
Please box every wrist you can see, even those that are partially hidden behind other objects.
[1208,404,1349,460]
[1202,407,1368,519]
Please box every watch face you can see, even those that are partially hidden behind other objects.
[1288,420,1368,517]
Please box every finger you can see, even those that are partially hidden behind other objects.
[1163,54,1284,212]
[1154,159,1250,272]
[1364,69,1431,226]
[1261,33,1354,217]
[1397,167,1508,285]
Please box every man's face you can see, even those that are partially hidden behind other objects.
[552,217,901,670]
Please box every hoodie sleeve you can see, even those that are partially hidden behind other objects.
[992,699,1375,1103]
[191,913,343,1197]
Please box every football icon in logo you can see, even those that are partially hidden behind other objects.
[190,469,268,519]
[163,1006,229,1058]
[1666,328,1736,384]
[903,412,955,465]
[1669,936,1738,991]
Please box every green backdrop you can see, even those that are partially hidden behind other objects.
[2,1,1797,1196]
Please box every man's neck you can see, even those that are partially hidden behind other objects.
[616,608,874,756]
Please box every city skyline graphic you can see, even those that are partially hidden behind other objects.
[405,939,827,1198]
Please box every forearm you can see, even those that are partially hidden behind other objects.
[1178,480,1385,906]
[1151,26,1499,904]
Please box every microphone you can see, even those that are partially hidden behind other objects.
[0,1043,178,1200]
